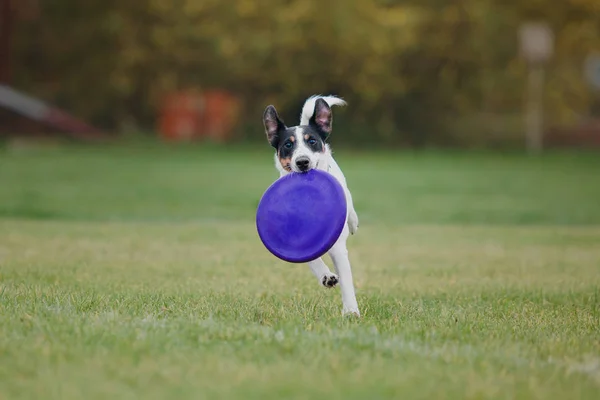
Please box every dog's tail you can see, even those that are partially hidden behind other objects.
[299,95,347,126]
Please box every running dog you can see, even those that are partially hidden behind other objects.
[262,95,360,316]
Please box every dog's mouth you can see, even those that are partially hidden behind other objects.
[293,165,312,173]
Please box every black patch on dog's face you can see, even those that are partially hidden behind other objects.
[276,128,296,171]
[301,125,325,153]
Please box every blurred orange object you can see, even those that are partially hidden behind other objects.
[158,90,204,141]
[158,89,240,142]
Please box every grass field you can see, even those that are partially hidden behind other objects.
[1,142,599,399]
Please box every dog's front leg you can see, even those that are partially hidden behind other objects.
[344,188,359,235]
[347,207,359,235]
[329,228,360,316]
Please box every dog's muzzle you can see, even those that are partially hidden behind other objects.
[295,157,310,172]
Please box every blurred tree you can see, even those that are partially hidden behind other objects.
[10,0,600,146]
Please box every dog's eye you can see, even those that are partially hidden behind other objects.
[284,142,293,149]
[308,138,317,145]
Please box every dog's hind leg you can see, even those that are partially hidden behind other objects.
[307,258,339,288]
[328,226,360,316]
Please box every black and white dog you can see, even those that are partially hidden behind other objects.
[263,95,360,316]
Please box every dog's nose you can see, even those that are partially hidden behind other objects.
[295,157,310,171]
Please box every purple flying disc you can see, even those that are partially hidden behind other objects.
[256,169,347,263]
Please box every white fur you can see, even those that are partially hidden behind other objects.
[299,95,347,126]
[272,95,360,317]
[291,127,315,172]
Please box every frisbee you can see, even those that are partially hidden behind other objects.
[256,169,347,263]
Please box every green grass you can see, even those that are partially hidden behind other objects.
[1,141,599,399]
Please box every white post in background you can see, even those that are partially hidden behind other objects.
[525,64,545,153]
[519,22,554,154]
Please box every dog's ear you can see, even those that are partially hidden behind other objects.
[309,98,333,139]
[263,105,286,148]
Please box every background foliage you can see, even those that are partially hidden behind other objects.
[11,0,600,146]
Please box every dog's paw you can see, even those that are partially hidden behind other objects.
[321,273,339,288]
[342,308,361,318]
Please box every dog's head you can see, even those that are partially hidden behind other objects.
[263,98,334,173]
